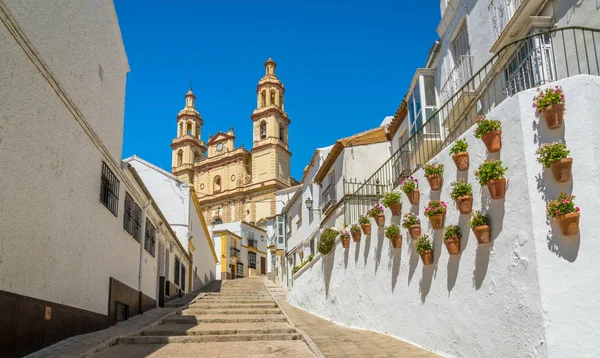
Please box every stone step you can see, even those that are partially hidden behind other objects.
[163,314,288,324]
[197,298,275,303]
[141,322,295,336]
[118,333,303,344]
[181,308,282,315]
[188,303,278,309]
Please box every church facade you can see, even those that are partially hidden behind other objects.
[171,58,293,225]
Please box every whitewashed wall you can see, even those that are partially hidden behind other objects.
[288,75,600,357]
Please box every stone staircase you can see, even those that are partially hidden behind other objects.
[264,279,288,300]
[90,277,315,357]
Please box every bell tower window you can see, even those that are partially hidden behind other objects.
[214,176,222,193]
[260,121,267,140]
[270,91,276,106]
[279,125,285,142]
[177,150,183,166]
[187,123,193,135]
[260,91,266,108]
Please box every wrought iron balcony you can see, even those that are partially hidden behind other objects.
[248,239,257,248]
[321,184,336,213]
[230,247,240,258]
[440,55,474,103]
[488,0,523,43]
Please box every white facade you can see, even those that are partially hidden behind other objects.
[289,75,600,357]
[125,156,218,291]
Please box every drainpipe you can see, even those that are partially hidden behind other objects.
[138,200,152,314]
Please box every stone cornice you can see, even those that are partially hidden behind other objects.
[251,142,292,157]
[250,107,291,125]
[170,136,207,151]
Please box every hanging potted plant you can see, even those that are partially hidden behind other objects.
[340,231,351,249]
[385,223,402,249]
[358,215,371,235]
[443,225,461,255]
[450,179,473,214]
[423,163,444,191]
[350,224,362,242]
[424,200,447,229]
[400,176,420,205]
[547,192,580,235]
[533,86,565,129]
[469,211,491,244]
[318,227,339,255]
[416,235,433,265]
[402,212,421,240]
[368,202,385,226]
[382,191,402,216]
[474,117,502,153]
[450,139,469,171]
[475,160,507,199]
[536,141,572,183]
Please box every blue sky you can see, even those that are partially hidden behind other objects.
[116,0,440,180]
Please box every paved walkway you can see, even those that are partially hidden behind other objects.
[27,280,223,358]
[278,300,439,358]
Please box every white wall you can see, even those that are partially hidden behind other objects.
[288,75,600,357]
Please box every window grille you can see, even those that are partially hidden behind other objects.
[144,219,156,257]
[123,193,134,236]
[248,252,257,269]
[174,256,181,286]
[181,265,186,291]
[115,301,129,321]
[100,162,119,216]
[132,203,141,242]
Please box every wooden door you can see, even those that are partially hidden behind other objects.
[261,257,266,274]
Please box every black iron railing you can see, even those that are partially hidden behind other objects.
[346,26,600,224]
[230,247,240,258]
[248,239,257,248]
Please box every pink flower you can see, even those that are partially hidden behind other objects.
[554,210,559,215]
[576,207,580,212]
[563,199,569,203]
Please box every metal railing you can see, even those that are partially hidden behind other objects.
[346,26,600,224]
[248,239,257,248]
[230,247,240,258]
[441,55,474,103]
[489,0,523,43]
[321,184,336,213]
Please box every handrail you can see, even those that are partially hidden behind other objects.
[346,26,600,224]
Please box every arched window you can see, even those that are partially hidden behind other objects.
[270,91,276,106]
[279,125,285,142]
[213,176,222,193]
[187,123,193,135]
[178,122,183,137]
[212,217,223,225]
[260,91,266,107]
[194,151,201,163]
[279,94,284,109]
[177,149,183,166]
[260,121,267,140]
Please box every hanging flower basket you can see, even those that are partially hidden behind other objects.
[547,192,580,235]
[416,235,433,265]
[340,231,351,249]
[550,158,573,183]
[476,160,507,200]
[382,191,402,216]
[425,201,447,230]
[400,177,420,205]
[450,139,469,171]
[402,213,421,240]
[368,203,385,226]
[358,215,371,235]
[470,211,491,244]
[443,225,461,255]
[385,224,402,249]
[536,142,572,183]
[423,163,444,191]
[474,117,502,153]
[450,179,473,214]
[542,104,565,129]
[533,86,565,129]
[350,224,362,242]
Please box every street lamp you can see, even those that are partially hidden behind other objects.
[305,198,314,211]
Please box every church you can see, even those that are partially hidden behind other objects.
[170,58,295,225]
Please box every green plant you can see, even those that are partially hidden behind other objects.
[318,227,339,255]
[402,212,420,228]
[400,176,419,193]
[475,160,507,186]
[350,224,361,233]
[381,191,402,207]
[384,223,401,238]
[368,202,384,218]
[358,215,370,225]
[423,163,444,176]
[533,86,564,111]
[449,139,468,155]
[293,261,307,273]
[547,192,579,218]
[415,235,432,253]
[536,142,570,168]
[424,200,447,217]
[444,225,461,241]
[450,179,473,200]
[340,231,351,240]
[308,254,314,262]
[474,117,502,138]
[469,211,490,228]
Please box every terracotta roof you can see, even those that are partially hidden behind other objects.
[313,126,388,185]
[386,99,408,139]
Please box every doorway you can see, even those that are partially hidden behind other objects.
[260,257,266,274]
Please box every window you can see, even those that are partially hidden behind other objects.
[187,123,193,135]
[174,256,181,286]
[123,193,134,236]
[181,265,186,291]
[270,91,276,106]
[213,176,222,193]
[194,151,201,163]
[279,94,284,108]
[144,219,156,257]
[236,262,244,277]
[212,217,223,225]
[453,23,470,61]
[260,121,267,139]
[248,252,257,269]
[100,162,119,216]
[177,150,183,166]
[279,125,285,142]
[132,203,141,241]
[178,122,183,137]
[260,91,266,107]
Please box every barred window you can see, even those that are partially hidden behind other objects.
[174,256,181,286]
[132,203,141,242]
[144,219,156,257]
[100,162,119,216]
[181,265,186,291]
[248,252,257,269]
[123,193,134,236]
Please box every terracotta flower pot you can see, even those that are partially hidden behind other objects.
[486,178,506,199]
[420,250,433,265]
[456,195,473,214]
[408,225,421,240]
[555,212,580,236]
[374,214,385,226]
[472,225,491,244]
[428,213,445,230]
[481,130,502,153]
[550,158,572,183]
[388,202,402,216]
[426,174,442,191]
[444,236,461,255]
[452,152,469,171]
[341,237,350,249]
[361,223,371,235]
[351,230,361,242]
[388,234,402,248]
[542,103,564,129]
[406,190,420,206]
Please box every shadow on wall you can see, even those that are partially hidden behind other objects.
[374,225,385,274]
[408,239,419,285]
[323,249,335,298]
[447,214,470,295]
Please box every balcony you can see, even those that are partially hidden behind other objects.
[321,184,336,214]
[230,247,240,258]
[248,239,257,248]
[440,55,474,103]
[489,0,523,44]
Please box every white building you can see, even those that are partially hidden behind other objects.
[124,156,218,291]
